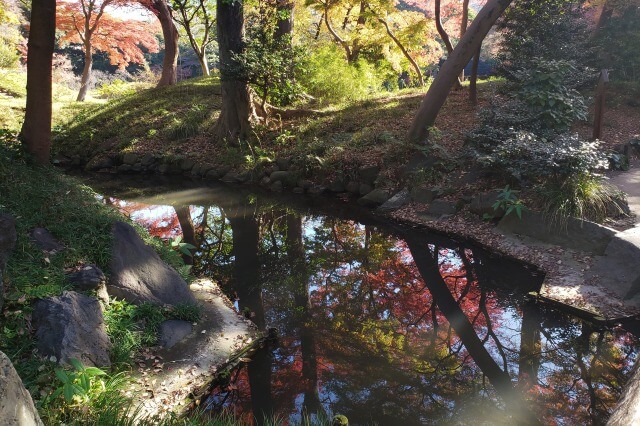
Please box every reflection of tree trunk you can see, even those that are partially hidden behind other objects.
[405,236,538,424]
[174,205,196,265]
[287,213,322,415]
[229,212,264,328]
[518,303,541,390]
[228,209,273,424]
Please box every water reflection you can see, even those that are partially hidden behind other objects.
[92,179,638,425]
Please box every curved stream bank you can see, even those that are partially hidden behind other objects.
[80,172,640,425]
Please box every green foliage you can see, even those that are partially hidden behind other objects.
[228,6,304,107]
[538,173,624,225]
[297,44,384,103]
[474,131,609,184]
[105,299,202,366]
[169,234,197,257]
[49,359,107,404]
[492,186,526,220]
[497,0,591,77]
[514,59,588,131]
[593,2,640,82]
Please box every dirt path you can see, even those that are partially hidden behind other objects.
[609,158,640,223]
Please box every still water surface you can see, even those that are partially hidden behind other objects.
[84,175,639,425]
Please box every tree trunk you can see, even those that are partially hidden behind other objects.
[434,0,462,88]
[377,16,424,86]
[408,0,514,143]
[154,0,179,87]
[20,0,56,165]
[460,0,470,82]
[275,0,294,43]
[76,41,93,102]
[469,44,481,105]
[198,54,210,77]
[215,0,256,141]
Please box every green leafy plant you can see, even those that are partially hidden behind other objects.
[168,235,196,257]
[492,186,526,220]
[50,359,107,404]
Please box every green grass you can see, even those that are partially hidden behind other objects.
[54,76,222,159]
[0,68,99,133]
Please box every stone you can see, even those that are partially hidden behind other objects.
[66,264,106,291]
[157,164,171,174]
[400,154,437,179]
[118,164,133,173]
[275,158,290,171]
[358,189,390,208]
[29,228,64,253]
[328,179,345,193]
[0,214,17,312]
[140,154,156,167]
[469,190,504,219]
[132,163,143,172]
[307,186,326,195]
[32,291,111,367]
[0,351,44,426]
[158,320,193,349]
[426,199,462,216]
[205,168,223,179]
[52,154,72,167]
[587,227,640,304]
[345,181,360,194]
[260,176,271,186]
[109,221,196,306]
[297,179,313,190]
[264,164,279,175]
[292,187,304,194]
[221,171,242,183]
[270,171,291,183]
[180,159,195,171]
[122,153,139,165]
[410,187,441,204]
[270,181,283,192]
[85,157,113,171]
[378,189,411,212]
[358,165,380,185]
[359,183,373,196]
[498,210,616,255]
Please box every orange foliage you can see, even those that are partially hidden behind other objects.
[56,0,160,69]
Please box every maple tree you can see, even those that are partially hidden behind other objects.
[56,0,160,101]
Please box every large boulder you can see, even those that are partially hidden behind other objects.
[0,214,17,312]
[358,189,390,208]
[109,221,196,306]
[0,351,43,426]
[469,190,504,219]
[32,291,111,367]
[378,189,411,212]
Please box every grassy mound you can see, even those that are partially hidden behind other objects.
[55,77,222,161]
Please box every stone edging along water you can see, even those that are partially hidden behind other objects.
[55,152,640,322]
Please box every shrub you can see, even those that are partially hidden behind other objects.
[513,59,589,131]
[538,172,624,225]
[475,131,609,184]
[297,44,384,103]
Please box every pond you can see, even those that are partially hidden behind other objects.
[83,174,639,425]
